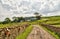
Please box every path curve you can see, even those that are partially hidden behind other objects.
[27,25,56,39]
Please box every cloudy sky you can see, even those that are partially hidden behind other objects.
[0,0,60,21]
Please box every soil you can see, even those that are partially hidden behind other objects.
[27,25,56,39]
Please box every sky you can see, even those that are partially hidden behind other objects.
[0,0,60,21]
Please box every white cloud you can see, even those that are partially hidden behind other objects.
[0,0,60,21]
[47,11,60,16]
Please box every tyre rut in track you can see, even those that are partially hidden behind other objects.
[27,25,56,39]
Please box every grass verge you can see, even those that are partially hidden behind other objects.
[0,22,29,28]
[16,25,33,39]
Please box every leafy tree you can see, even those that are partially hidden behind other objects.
[12,17,19,22]
[12,17,24,22]
[18,17,24,22]
[34,12,41,20]
[3,18,11,24]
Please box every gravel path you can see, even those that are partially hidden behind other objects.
[27,25,56,39]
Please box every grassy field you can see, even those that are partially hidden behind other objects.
[0,16,60,39]
[38,16,60,39]
[0,16,60,28]
[0,22,30,28]
[38,16,60,27]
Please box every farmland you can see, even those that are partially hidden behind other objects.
[0,16,60,39]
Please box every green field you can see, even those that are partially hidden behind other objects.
[0,16,60,39]
[0,22,30,28]
[39,16,60,27]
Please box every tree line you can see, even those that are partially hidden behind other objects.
[0,12,41,24]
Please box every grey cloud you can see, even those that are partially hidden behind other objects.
[0,0,2,4]
[54,3,60,11]
[13,11,20,14]
[2,4,12,11]
[18,1,31,7]
[0,0,60,21]
[31,2,41,10]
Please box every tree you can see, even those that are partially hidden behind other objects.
[34,12,41,20]
[18,17,24,22]
[12,17,19,22]
[12,17,24,22]
[3,18,11,24]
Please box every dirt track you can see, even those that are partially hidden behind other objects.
[27,25,56,39]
